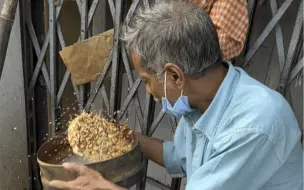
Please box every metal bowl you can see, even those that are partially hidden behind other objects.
[37,132,143,187]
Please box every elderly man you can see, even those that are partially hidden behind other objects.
[50,1,303,190]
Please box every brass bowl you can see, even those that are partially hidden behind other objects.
[37,132,143,185]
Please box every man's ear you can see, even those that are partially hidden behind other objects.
[164,63,185,89]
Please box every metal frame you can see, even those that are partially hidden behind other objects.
[19,0,302,189]
[241,0,303,96]
[19,1,41,189]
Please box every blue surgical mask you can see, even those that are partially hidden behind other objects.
[161,72,192,118]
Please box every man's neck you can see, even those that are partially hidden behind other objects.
[186,63,228,112]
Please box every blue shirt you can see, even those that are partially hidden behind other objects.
[163,63,303,190]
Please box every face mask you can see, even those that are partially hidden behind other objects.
[161,72,192,118]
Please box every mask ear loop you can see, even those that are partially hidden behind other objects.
[164,72,167,98]
[165,72,183,97]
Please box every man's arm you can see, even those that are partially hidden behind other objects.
[135,128,186,177]
[189,0,249,59]
[135,132,164,166]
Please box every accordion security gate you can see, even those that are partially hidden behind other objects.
[19,0,302,190]
[241,0,303,95]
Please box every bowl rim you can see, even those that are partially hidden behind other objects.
[37,131,139,168]
[40,159,144,184]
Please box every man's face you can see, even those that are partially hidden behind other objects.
[131,51,183,103]
[131,52,164,100]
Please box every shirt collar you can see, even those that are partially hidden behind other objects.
[184,62,240,139]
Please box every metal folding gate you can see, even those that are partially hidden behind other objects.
[19,0,302,189]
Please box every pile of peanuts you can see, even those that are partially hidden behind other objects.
[67,112,133,162]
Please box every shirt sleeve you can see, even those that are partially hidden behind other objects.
[163,141,185,177]
[186,130,282,190]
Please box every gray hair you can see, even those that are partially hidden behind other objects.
[121,1,223,79]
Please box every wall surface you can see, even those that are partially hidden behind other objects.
[0,2,29,189]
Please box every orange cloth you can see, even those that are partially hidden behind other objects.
[193,0,249,59]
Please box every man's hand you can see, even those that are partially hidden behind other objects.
[49,163,125,190]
